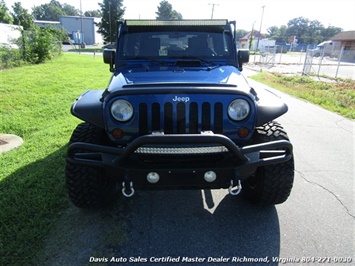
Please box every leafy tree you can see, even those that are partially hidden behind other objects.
[84,10,102,17]
[96,0,125,43]
[322,26,342,41]
[32,0,79,21]
[248,28,254,51]
[286,16,343,44]
[246,16,343,46]
[11,2,34,30]
[286,17,310,44]
[156,0,182,20]
[0,0,13,23]
[286,17,327,44]
[62,3,80,16]
[267,26,279,37]
[307,20,324,44]
[267,25,288,43]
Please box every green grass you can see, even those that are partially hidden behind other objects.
[0,53,111,265]
[249,72,355,119]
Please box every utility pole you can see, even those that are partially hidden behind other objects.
[80,0,85,48]
[80,0,83,47]
[209,3,219,19]
[255,5,265,52]
[109,1,112,45]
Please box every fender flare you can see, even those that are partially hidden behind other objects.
[71,90,105,129]
[254,88,288,126]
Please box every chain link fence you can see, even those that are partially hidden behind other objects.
[248,46,355,80]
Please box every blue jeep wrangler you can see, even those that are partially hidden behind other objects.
[66,20,294,208]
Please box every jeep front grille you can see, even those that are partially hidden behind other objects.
[138,102,223,135]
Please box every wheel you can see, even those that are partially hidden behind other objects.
[242,121,295,205]
[66,122,117,208]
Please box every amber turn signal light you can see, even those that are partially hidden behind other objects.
[238,127,249,138]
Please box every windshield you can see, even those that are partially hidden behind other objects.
[119,31,233,59]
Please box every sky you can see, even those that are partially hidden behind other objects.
[4,0,355,32]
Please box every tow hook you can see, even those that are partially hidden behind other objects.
[122,181,135,197]
[229,180,242,196]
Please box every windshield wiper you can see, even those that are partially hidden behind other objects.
[174,56,219,69]
[176,56,217,65]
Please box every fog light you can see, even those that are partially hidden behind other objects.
[204,171,217,182]
[147,172,160,183]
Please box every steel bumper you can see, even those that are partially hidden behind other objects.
[67,133,293,189]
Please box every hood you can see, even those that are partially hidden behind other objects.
[107,65,251,92]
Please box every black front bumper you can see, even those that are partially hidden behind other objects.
[67,133,293,190]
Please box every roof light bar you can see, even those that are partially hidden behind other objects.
[125,20,228,27]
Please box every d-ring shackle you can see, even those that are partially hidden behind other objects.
[122,181,135,197]
[229,179,242,196]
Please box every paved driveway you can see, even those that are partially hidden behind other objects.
[38,70,354,265]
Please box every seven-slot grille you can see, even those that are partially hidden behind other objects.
[139,102,223,135]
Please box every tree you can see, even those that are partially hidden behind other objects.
[267,26,278,37]
[322,26,342,41]
[156,0,182,20]
[62,3,80,16]
[84,10,102,17]
[307,20,324,44]
[11,2,34,30]
[267,25,288,43]
[0,0,13,23]
[32,0,79,21]
[286,17,326,44]
[286,17,310,44]
[96,0,125,43]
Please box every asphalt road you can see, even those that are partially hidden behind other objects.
[38,70,354,265]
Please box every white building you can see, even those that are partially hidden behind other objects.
[59,16,103,45]
[0,23,22,47]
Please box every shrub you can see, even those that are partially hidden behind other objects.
[0,46,24,69]
[17,25,66,64]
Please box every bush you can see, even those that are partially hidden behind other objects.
[17,25,66,64]
[0,26,66,69]
[0,46,24,69]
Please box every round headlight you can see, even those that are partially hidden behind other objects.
[111,99,134,122]
[228,99,250,121]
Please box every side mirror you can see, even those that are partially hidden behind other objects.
[103,49,116,72]
[237,49,249,71]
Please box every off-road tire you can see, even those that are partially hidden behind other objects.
[242,121,295,205]
[66,122,117,208]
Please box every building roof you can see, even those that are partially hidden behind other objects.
[332,31,355,41]
[34,20,60,24]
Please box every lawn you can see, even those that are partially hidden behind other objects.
[249,72,355,119]
[0,53,111,265]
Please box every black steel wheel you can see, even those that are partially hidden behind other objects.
[66,122,117,208]
[242,121,295,205]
